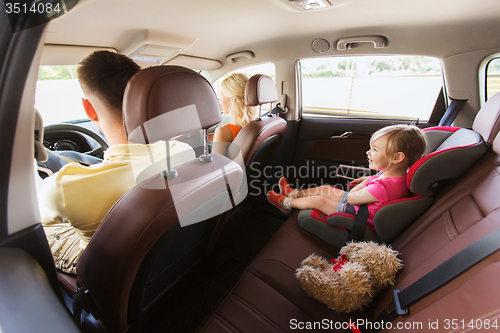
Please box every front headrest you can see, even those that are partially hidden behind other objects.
[407,127,486,197]
[472,92,500,144]
[244,74,278,106]
[34,110,48,162]
[123,66,221,144]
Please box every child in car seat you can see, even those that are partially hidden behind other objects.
[267,124,426,221]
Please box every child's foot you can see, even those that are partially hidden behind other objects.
[267,190,291,213]
[278,177,294,196]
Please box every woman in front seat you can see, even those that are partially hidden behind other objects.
[212,73,257,154]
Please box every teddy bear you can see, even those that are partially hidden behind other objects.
[295,241,403,313]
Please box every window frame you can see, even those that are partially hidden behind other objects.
[479,53,500,105]
[297,55,446,122]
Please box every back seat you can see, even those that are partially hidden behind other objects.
[197,99,500,333]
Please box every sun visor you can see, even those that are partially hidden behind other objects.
[41,45,116,66]
[163,55,222,71]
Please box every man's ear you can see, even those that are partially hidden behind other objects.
[393,152,405,164]
[82,98,98,121]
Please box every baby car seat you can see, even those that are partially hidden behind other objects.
[298,126,486,248]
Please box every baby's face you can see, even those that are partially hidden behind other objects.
[366,135,391,171]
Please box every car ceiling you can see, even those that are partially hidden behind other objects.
[44,0,500,69]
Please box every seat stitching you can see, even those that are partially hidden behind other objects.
[212,315,239,333]
[227,293,287,333]
[242,266,332,332]
[443,211,459,240]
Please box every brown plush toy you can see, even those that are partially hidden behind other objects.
[296,241,403,313]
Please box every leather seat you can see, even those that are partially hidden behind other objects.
[196,93,500,333]
[73,66,244,333]
[226,74,287,199]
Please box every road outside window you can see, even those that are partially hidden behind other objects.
[300,56,443,121]
[35,65,87,125]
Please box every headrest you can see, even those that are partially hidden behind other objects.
[407,127,486,197]
[123,66,221,144]
[244,74,278,106]
[492,131,500,155]
[34,110,48,162]
[472,92,500,144]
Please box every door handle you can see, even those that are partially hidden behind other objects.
[331,131,352,139]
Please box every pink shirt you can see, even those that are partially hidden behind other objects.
[358,174,410,221]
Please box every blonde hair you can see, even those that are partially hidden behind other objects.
[221,73,257,127]
[370,124,427,167]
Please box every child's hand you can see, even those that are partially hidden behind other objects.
[348,176,369,188]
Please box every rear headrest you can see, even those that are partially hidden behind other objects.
[472,92,500,144]
[123,66,221,143]
[492,131,500,155]
[407,127,486,197]
[244,74,278,106]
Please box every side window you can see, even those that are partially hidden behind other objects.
[212,62,276,112]
[36,65,86,125]
[300,56,443,121]
[486,58,500,100]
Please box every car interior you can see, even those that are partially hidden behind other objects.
[2,0,500,332]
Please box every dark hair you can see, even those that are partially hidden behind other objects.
[77,50,140,114]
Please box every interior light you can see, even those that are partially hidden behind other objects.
[289,0,331,10]
[129,44,183,66]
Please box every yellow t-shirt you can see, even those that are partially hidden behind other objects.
[39,140,195,273]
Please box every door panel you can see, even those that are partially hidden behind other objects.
[305,132,371,165]
[0,248,80,333]
[0,8,79,333]
[291,117,415,191]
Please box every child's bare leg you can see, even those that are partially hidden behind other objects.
[289,195,338,215]
[295,185,346,202]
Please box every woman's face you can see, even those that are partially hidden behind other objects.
[221,93,231,115]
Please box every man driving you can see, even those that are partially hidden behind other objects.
[39,50,195,274]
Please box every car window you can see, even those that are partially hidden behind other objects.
[212,62,276,112]
[299,56,443,121]
[486,58,500,100]
[35,65,87,125]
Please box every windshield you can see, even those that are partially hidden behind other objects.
[35,65,88,125]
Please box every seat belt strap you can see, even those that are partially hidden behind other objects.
[374,228,500,330]
[438,98,468,126]
[349,204,368,242]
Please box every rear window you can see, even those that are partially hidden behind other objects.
[486,58,500,100]
[300,56,443,121]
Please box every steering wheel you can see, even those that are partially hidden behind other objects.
[44,123,109,157]
[37,123,109,175]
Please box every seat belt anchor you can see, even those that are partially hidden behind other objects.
[392,289,409,316]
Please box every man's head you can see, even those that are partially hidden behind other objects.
[77,50,140,122]
[77,51,140,145]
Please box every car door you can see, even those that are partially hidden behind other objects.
[277,55,445,192]
[0,6,80,333]
[291,118,392,190]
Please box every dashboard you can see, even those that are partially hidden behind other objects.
[43,130,93,153]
